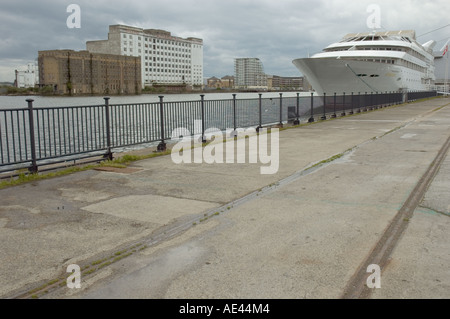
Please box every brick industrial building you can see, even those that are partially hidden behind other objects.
[206,75,235,89]
[38,50,141,95]
[268,75,305,91]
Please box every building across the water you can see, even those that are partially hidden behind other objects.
[38,50,141,95]
[234,58,268,90]
[206,75,235,89]
[267,75,305,91]
[86,25,204,89]
[15,62,39,88]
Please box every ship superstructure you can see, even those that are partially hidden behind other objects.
[293,30,436,95]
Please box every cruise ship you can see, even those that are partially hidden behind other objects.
[293,30,436,95]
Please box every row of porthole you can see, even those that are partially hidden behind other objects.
[357,74,380,77]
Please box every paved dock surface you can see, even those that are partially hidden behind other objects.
[1,98,449,299]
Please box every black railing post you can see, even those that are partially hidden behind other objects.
[370,91,374,110]
[103,97,113,160]
[279,93,283,127]
[257,93,263,132]
[232,94,237,137]
[364,92,368,109]
[308,92,315,123]
[332,93,337,118]
[350,92,354,115]
[341,92,346,116]
[200,94,206,143]
[376,92,380,108]
[26,99,38,173]
[357,92,362,113]
[374,92,378,109]
[321,93,327,120]
[294,92,300,125]
[157,96,167,152]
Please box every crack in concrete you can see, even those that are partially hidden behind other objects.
[418,205,450,218]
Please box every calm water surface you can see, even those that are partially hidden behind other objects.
[0,92,314,109]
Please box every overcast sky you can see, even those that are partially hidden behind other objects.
[1,0,449,82]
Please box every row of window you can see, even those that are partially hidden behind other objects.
[144,76,202,82]
[144,68,192,73]
[123,41,192,53]
[399,60,426,73]
[353,57,426,72]
[122,34,193,47]
[356,58,396,64]
[143,57,190,66]
[144,62,191,68]
[142,69,202,75]
[123,47,192,59]
[329,46,429,63]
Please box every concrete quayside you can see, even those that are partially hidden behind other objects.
[0,97,449,299]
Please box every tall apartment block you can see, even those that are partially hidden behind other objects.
[38,50,141,95]
[87,25,204,88]
[234,58,268,89]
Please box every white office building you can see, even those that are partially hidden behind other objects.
[87,25,204,88]
[15,62,39,88]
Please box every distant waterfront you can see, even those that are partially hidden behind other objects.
[0,92,313,109]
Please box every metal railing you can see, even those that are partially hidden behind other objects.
[0,90,438,174]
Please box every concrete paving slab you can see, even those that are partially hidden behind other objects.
[82,194,219,225]
[371,150,450,299]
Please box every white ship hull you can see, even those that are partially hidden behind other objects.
[293,57,428,96]
[293,30,436,96]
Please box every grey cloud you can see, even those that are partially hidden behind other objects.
[1,0,449,82]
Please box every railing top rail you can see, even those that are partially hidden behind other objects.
[108,101,161,107]
[0,108,29,112]
[0,104,107,111]
[32,104,105,110]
